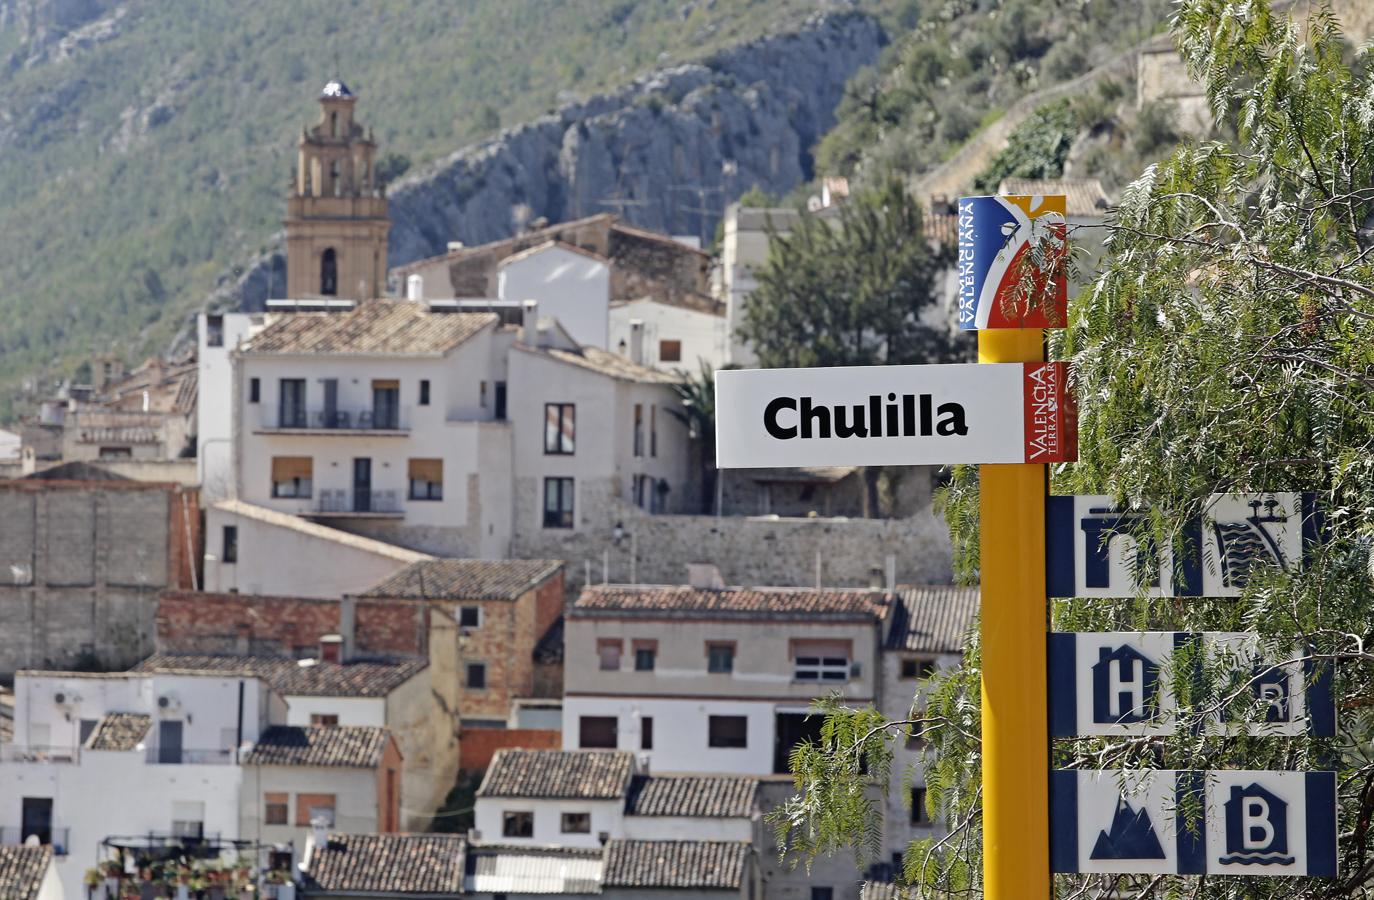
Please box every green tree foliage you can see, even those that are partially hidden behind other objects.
[777,2,1374,897]
[814,0,1173,183]
[971,98,1078,192]
[737,180,963,369]
[667,359,732,514]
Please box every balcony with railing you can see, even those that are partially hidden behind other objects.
[144,747,237,765]
[253,405,410,435]
[0,827,70,855]
[0,744,80,764]
[301,489,404,519]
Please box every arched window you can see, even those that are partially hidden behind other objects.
[321,248,338,296]
[330,160,341,197]
[330,111,338,137]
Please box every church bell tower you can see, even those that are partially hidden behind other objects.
[284,80,390,301]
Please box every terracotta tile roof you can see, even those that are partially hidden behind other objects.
[392,212,616,276]
[603,839,750,889]
[573,585,892,621]
[241,300,496,356]
[465,845,602,894]
[134,653,427,697]
[86,713,152,751]
[997,177,1112,217]
[244,725,390,768]
[360,559,563,601]
[626,775,758,818]
[885,585,980,653]
[305,833,466,894]
[522,344,681,384]
[0,847,51,900]
[477,749,634,800]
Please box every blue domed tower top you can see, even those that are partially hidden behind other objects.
[321,79,354,99]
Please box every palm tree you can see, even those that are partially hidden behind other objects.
[668,360,733,514]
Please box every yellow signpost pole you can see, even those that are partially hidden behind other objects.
[979,327,1050,900]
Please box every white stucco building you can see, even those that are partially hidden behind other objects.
[0,661,409,898]
[498,242,612,350]
[195,296,690,590]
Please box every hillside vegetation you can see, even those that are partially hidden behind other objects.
[815,0,1174,187]
[0,0,910,418]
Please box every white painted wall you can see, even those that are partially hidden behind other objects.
[281,695,386,728]
[507,348,692,530]
[472,796,623,848]
[0,428,20,461]
[240,763,380,851]
[199,313,261,501]
[622,814,753,842]
[608,299,727,374]
[498,246,610,349]
[203,503,425,598]
[3,673,269,899]
[560,697,779,776]
[878,649,961,856]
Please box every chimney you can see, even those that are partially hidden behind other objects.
[686,563,725,590]
[319,634,343,664]
[310,816,330,854]
[522,300,539,345]
[406,273,424,301]
[885,555,896,593]
[628,319,644,365]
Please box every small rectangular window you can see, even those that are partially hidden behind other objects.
[459,606,481,628]
[658,339,681,363]
[419,379,431,406]
[78,719,98,745]
[910,786,929,825]
[264,793,288,826]
[222,526,238,563]
[466,662,487,689]
[793,640,850,682]
[707,643,735,674]
[708,715,748,748]
[812,888,835,900]
[650,405,657,457]
[249,377,260,403]
[297,794,336,827]
[633,403,644,457]
[206,314,224,348]
[633,641,656,672]
[310,714,339,727]
[901,658,937,680]
[561,812,591,834]
[171,799,205,839]
[408,458,443,500]
[502,811,534,838]
[579,716,617,749]
[278,378,306,428]
[480,381,488,408]
[544,403,575,454]
[598,639,622,671]
[641,717,654,750]
[543,477,574,528]
[270,456,313,499]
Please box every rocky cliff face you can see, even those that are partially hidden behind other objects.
[211,11,885,312]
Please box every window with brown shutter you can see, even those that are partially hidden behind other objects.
[579,716,617,749]
[659,339,682,362]
[271,457,313,498]
[264,793,288,825]
[408,458,443,500]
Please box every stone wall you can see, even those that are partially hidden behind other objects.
[0,480,198,674]
[512,475,953,593]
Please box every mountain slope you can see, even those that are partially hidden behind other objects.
[0,0,890,413]
[215,12,886,314]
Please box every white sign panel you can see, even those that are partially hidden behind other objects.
[714,362,1075,469]
[1047,493,1317,598]
[1048,632,1334,738]
[1052,770,1337,877]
